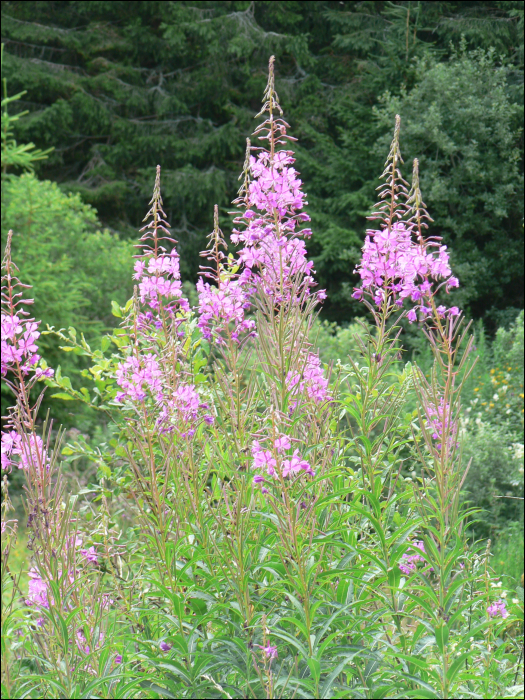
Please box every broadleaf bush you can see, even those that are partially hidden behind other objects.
[1,57,523,700]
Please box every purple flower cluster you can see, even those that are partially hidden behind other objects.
[133,252,189,315]
[115,353,213,434]
[1,312,53,378]
[352,222,460,320]
[252,436,314,486]
[114,166,214,435]
[196,273,256,344]
[255,643,278,660]
[399,540,427,575]
[230,60,324,306]
[286,352,331,407]
[171,384,214,428]
[115,353,163,404]
[26,568,51,609]
[487,599,508,619]
[424,398,457,449]
[232,151,318,303]
[1,431,49,472]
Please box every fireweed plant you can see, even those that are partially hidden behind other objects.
[1,58,523,699]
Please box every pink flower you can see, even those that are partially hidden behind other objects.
[26,568,51,609]
[252,441,277,476]
[196,275,255,343]
[352,222,461,318]
[399,540,427,575]
[1,311,51,378]
[115,353,163,404]
[229,82,322,308]
[255,643,278,660]
[1,431,49,472]
[282,450,314,478]
[286,352,330,408]
[487,599,508,619]
[80,546,99,564]
[274,435,291,453]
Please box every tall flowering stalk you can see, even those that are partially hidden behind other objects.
[351,121,479,699]
[1,231,115,693]
[110,167,218,667]
[199,57,337,669]
[1,229,58,546]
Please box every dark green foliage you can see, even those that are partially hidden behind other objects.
[1,1,523,323]
[1,173,133,427]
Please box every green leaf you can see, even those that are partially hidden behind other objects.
[51,392,76,401]
[111,300,122,317]
[434,622,449,653]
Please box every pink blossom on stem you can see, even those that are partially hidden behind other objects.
[274,435,291,453]
[286,352,330,408]
[255,643,278,660]
[251,440,314,481]
[1,431,49,472]
[424,397,457,450]
[230,59,323,307]
[251,441,277,476]
[1,312,53,378]
[399,540,428,575]
[26,568,51,609]
[115,353,163,404]
[134,166,189,319]
[80,546,99,564]
[352,221,461,318]
[282,450,315,478]
[196,273,256,344]
[487,600,508,619]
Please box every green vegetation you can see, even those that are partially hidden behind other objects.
[0,7,523,692]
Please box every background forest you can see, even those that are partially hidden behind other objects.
[1,1,524,575]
